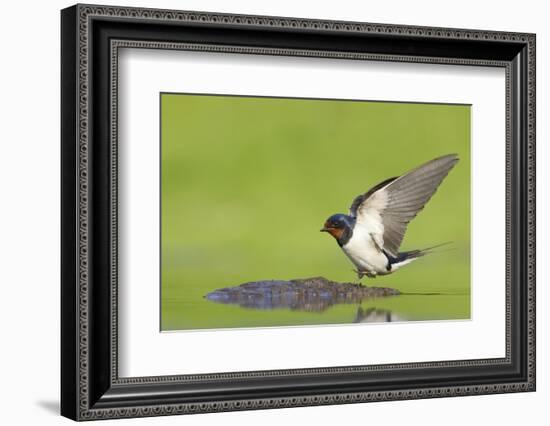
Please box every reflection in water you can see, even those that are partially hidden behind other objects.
[205,277,399,313]
[354,307,405,323]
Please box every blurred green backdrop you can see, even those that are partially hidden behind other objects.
[161,93,471,331]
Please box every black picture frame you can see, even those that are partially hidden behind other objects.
[61,4,536,421]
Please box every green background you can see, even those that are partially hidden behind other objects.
[161,94,471,331]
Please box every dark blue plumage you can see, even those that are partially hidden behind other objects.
[321,214,355,246]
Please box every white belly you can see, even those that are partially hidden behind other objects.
[341,225,388,274]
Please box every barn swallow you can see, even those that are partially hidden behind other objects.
[321,154,459,279]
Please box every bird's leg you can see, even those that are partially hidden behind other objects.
[353,269,377,280]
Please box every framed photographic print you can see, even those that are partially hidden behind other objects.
[61,4,536,421]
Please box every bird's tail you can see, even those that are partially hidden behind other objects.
[388,242,453,267]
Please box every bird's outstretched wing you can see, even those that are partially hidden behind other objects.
[349,154,459,257]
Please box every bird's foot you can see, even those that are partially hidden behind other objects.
[354,269,376,280]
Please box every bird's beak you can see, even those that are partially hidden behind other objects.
[320,227,329,232]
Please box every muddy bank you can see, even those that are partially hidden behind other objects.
[205,276,399,312]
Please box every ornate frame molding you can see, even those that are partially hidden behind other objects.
[61,4,535,421]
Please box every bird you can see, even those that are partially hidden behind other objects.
[320,154,459,279]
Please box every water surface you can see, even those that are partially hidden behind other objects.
[162,285,470,331]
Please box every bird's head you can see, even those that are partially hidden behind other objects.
[320,214,355,243]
